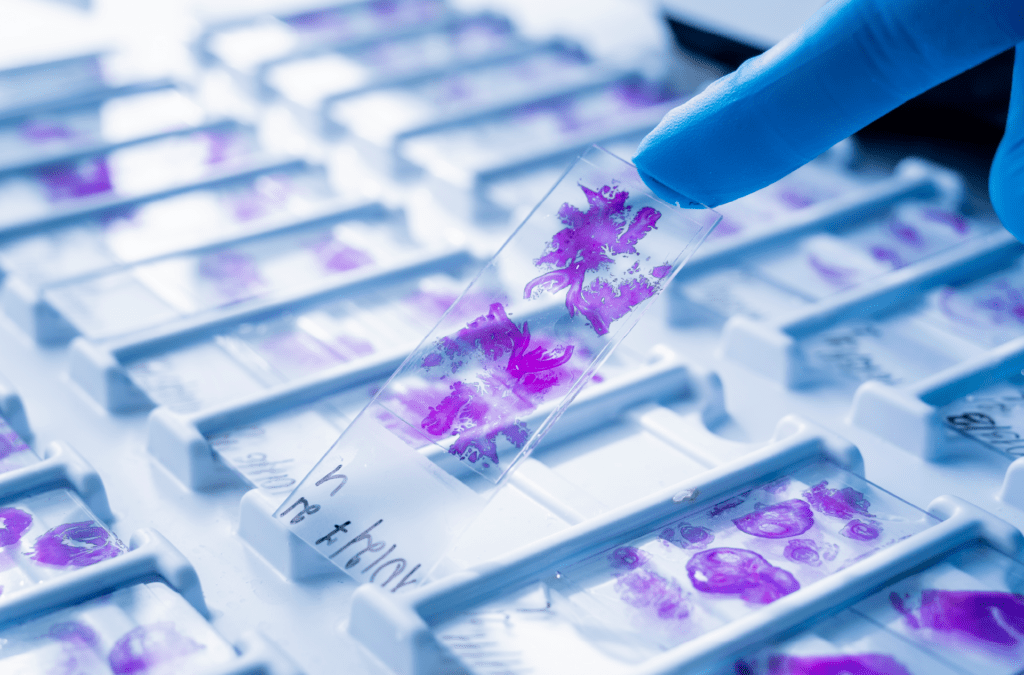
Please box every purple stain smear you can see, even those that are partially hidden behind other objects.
[285,0,439,36]
[410,302,580,467]
[259,330,373,371]
[709,493,748,517]
[777,189,815,210]
[733,499,814,539]
[230,178,290,222]
[333,334,376,360]
[680,523,714,548]
[614,567,691,621]
[686,548,800,604]
[807,253,858,287]
[99,203,140,229]
[870,246,905,268]
[405,289,459,323]
[802,481,873,520]
[709,216,742,239]
[201,130,237,166]
[651,264,672,279]
[0,424,29,460]
[35,157,112,202]
[661,523,714,549]
[783,539,822,566]
[49,621,100,648]
[767,654,913,675]
[0,507,32,546]
[285,7,351,32]
[612,81,669,110]
[968,281,1024,326]
[921,207,969,235]
[839,519,880,541]
[936,288,982,327]
[609,546,648,570]
[198,250,265,303]
[890,589,1024,647]
[887,219,923,247]
[20,119,76,142]
[524,183,664,336]
[310,236,374,273]
[889,592,920,629]
[30,521,125,568]
[108,622,204,674]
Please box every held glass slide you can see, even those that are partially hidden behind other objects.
[275,145,720,589]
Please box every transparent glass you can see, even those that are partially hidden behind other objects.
[275,146,720,587]
[0,581,236,673]
[433,459,936,674]
[852,542,1024,674]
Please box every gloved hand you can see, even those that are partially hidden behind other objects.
[633,0,1024,238]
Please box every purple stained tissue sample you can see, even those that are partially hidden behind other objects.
[390,181,669,468]
[405,288,459,322]
[36,157,113,201]
[887,219,924,248]
[258,330,373,371]
[524,183,667,336]
[609,546,648,570]
[708,215,742,239]
[614,567,691,621]
[413,302,579,467]
[50,621,100,648]
[686,548,800,604]
[733,499,815,539]
[709,493,748,517]
[0,422,29,460]
[783,538,838,567]
[608,546,691,622]
[20,119,76,142]
[200,129,238,166]
[777,188,815,210]
[198,250,265,303]
[890,589,1024,647]
[660,523,714,550]
[612,81,670,110]
[871,246,905,269]
[767,654,912,675]
[311,236,374,273]
[30,520,124,567]
[802,481,873,520]
[939,279,1024,328]
[230,177,291,222]
[808,253,859,287]
[285,6,352,33]
[0,507,32,546]
[109,622,204,674]
[921,207,968,235]
[839,519,880,541]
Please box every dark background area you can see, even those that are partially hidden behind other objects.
[665,15,1015,211]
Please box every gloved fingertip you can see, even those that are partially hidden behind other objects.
[990,139,1024,242]
[635,167,705,210]
[991,46,1024,244]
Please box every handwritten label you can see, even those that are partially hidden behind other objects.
[279,414,483,590]
[943,385,1024,456]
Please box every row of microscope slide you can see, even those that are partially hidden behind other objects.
[0,0,1022,673]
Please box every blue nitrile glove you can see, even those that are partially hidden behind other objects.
[633,0,1024,238]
